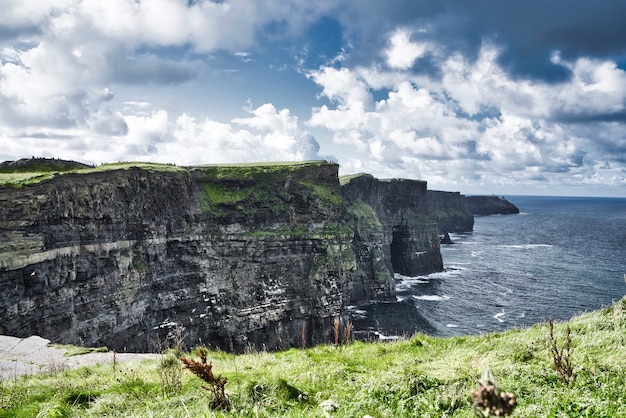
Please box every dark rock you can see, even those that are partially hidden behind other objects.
[341,174,443,293]
[0,161,444,353]
[440,232,454,244]
[427,190,474,233]
[464,196,520,215]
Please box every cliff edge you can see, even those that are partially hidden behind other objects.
[464,195,520,215]
[0,161,443,352]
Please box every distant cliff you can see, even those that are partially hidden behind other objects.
[0,160,444,352]
[426,190,474,233]
[426,192,520,234]
[342,174,443,302]
[464,195,520,215]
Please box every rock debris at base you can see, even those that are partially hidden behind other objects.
[0,335,157,380]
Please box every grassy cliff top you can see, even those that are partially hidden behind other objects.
[339,172,372,185]
[339,172,427,186]
[0,159,335,188]
[3,298,625,417]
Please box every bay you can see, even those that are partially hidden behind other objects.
[352,195,626,339]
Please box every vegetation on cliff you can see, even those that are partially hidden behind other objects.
[2,298,624,417]
[0,160,185,188]
[195,161,343,221]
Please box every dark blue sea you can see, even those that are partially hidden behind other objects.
[352,195,626,339]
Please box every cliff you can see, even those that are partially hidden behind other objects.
[1,161,356,352]
[464,195,520,215]
[426,190,474,233]
[341,174,443,297]
[0,161,443,352]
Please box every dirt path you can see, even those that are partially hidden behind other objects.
[0,335,158,380]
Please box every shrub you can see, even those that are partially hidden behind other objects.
[548,317,577,387]
[180,347,230,410]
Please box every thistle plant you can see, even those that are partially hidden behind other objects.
[180,348,230,410]
[548,317,577,387]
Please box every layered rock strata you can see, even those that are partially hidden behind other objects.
[1,162,444,352]
[426,190,475,233]
[1,163,354,352]
[341,174,443,300]
[464,195,520,215]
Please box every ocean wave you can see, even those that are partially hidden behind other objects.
[446,323,459,328]
[494,310,506,323]
[370,331,402,341]
[502,244,553,250]
[346,306,368,319]
[413,294,451,301]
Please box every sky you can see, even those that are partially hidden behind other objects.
[1,1,626,196]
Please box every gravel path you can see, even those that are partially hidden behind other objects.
[0,335,158,380]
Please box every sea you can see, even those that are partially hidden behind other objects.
[351,195,626,339]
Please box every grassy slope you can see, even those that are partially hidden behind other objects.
[0,161,330,188]
[0,162,187,188]
[1,298,624,417]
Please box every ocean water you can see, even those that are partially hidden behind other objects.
[351,195,626,339]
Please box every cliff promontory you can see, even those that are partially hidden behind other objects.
[426,190,474,233]
[464,195,520,215]
[0,160,443,352]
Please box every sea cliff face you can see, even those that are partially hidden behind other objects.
[0,161,443,352]
[464,195,520,215]
[342,174,443,290]
[1,163,355,352]
[426,190,474,233]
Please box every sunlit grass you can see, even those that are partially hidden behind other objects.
[0,160,332,188]
[1,298,625,417]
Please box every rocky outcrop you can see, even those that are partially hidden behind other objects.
[464,196,520,215]
[0,162,355,352]
[426,190,474,233]
[0,161,444,353]
[341,174,443,303]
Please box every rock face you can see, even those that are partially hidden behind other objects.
[464,196,520,215]
[342,174,443,300]
[426,190,474,233]
[0,162,443,352]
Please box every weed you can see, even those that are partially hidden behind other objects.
[180,347,230,410]
[613,298,624,328]
[158,325,185,396]
[548,317,577,387]
[333,316,353,347]
[471,368,517,417]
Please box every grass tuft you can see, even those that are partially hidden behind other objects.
[1,298,625,417]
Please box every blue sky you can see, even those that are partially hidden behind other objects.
[1,0,626,196]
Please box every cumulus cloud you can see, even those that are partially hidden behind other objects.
[1,1,625,195]
[0,0,340,136]
[307,28,626,192]
[384,28,428,70]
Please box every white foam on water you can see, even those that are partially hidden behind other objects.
[371,331,402,341]
[446,323,459,328]
[494,310,506,323]
[413,294,451,301]
[395,273,433,291]
[503,244,553,250]
[346,306,368,319]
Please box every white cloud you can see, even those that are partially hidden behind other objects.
[384,28,428,70]
[308,67,373,109]
[307,28,626,193]
[1,3,625,195]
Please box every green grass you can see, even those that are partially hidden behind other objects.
[2,299,625,417]
[0,162,185,188]
[339,172,370,186]
[195,161,342,217]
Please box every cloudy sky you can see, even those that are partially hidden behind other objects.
[2,0,626,196]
